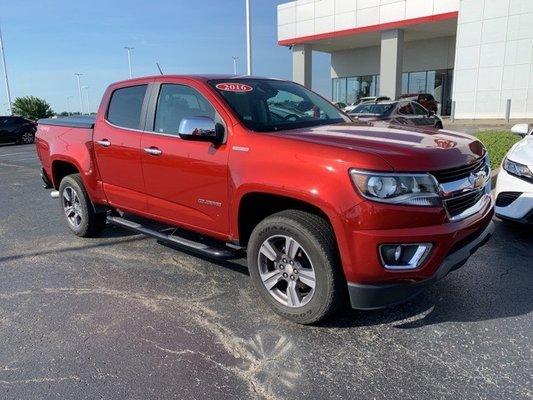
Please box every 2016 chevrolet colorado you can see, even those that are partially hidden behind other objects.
[36,75,494,324]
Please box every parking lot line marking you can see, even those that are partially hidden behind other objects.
[0,152,34,157]
[14,157,38,161]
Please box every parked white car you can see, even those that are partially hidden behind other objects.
[495,124,533,223]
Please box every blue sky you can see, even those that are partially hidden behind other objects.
[1,0,331,114]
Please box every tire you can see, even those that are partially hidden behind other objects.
[435,122,443,130]
[247,210,346,324]
[58,174,106,237]
[20,131,35,144]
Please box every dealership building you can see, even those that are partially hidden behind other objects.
[277,0,533,119]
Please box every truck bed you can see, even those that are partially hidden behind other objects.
[37,116,96,129]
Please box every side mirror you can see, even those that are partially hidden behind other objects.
[178,116,224,144]
[511,123,530,137]
[428,110,435,116]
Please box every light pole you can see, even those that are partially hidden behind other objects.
[245,0,252,75]
[124,47,134,78]
[66,96,73,116]
[0,22,13,115]
[74,73,83,115]
[232,56,239,75]
[82,86,90,115]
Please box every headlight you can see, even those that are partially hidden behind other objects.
[350,169,441,206]
[503,157,533,181]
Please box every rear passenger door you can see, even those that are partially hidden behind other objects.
[93,84,150,212]
[140,82,231,237]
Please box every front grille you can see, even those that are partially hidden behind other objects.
[431,155,487,183]
[496,192,521,207]
[444,190,485,218]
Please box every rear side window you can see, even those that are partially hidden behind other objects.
[107,85,147,130]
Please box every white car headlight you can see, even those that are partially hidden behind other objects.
[350,170,441,206]
[503,157,533,181]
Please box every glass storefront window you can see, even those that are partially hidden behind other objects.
[408,72,427,93]
[346,78,360,105]
[334,69,453,114]
[402,73,408,94]
[332,75,379,105]
[332,78,346,103]
[401,69,454,115]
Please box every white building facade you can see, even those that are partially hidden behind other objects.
[277,0,533,119]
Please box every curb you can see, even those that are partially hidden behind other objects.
[490,167,500,188]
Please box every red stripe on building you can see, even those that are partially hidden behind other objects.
[278,11,459,46]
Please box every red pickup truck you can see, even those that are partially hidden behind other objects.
[36,75,494,324]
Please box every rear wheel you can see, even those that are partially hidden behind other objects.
[247,210,345,324]
[59,174,106,237]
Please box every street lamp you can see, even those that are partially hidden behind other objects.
[82,86,90,115]
[124,46,134,79]
[0,22,13,115]
[74,73,83,115]
[245,0,252,75]
[232,56,239,75]
[66,96,73,116]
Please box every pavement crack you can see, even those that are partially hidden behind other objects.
[0,375,80,386]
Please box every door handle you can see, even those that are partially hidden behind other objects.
[97,139,111,147]
[144,147,162,156]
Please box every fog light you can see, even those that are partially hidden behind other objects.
[379,243,432,270]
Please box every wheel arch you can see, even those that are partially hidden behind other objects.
[237,191,337,248]
[51,159,81,189]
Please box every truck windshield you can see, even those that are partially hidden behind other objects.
[209,79,349,132]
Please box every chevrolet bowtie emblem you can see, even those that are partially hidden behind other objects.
[468,171,487,189]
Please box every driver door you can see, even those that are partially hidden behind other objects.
[140,82,231,237]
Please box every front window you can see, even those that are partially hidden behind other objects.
[210,79,349,132]
[153,84,216,135]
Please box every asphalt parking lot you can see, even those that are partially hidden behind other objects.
[0,143,531,400]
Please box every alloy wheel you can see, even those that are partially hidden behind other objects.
[21,132,34,144]
[257,235,316,308]
[62,186,83,229]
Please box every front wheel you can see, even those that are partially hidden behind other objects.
[247,210,345,324]
[59,174,106,237]
[435,121,443,129]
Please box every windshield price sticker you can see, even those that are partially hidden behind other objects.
[216,83,253,92]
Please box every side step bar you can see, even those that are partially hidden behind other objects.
[106,215,240,260]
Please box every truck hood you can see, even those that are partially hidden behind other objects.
[507,136,533,166]
[279,123,485,171]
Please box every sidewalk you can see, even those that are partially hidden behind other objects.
[442,118,533,134]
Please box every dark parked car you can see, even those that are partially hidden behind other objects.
[0,116,37,144]
[348,100,443,129]
[399,93,439,113]
[333,102,347,109]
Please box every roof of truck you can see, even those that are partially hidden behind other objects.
[113,74,277,85]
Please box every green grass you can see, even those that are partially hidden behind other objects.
[473,130,521,168]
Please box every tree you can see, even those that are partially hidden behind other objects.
[12,96,54,120]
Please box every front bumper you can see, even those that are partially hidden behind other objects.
[347,219,494,310]
[495,169,533,221]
